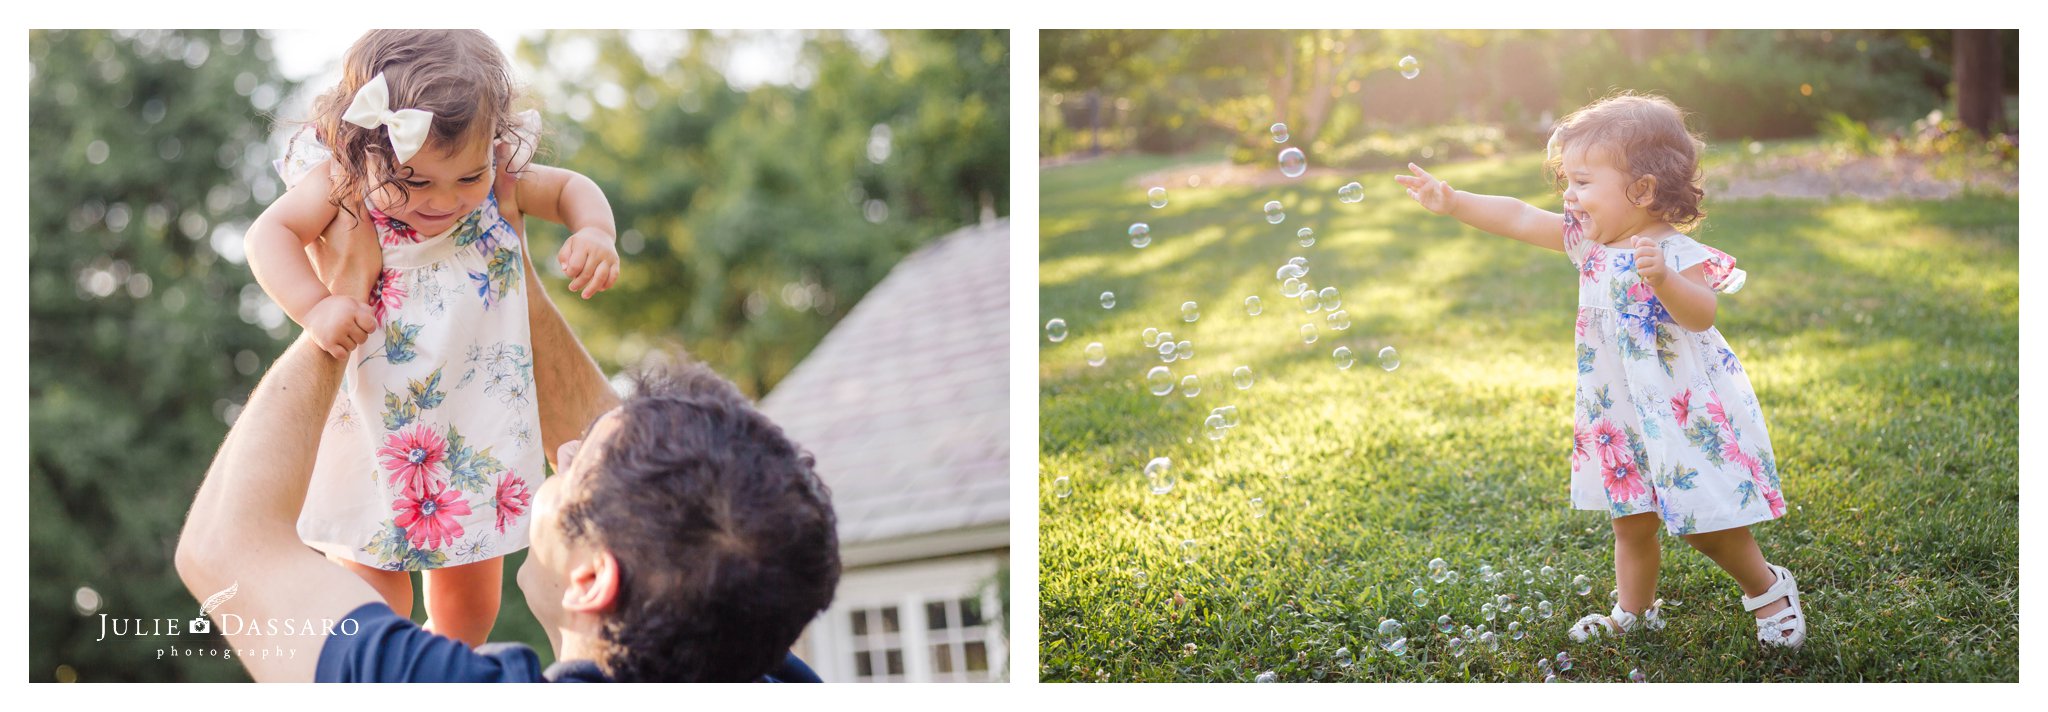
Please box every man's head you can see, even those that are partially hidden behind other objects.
[518,359,839,682]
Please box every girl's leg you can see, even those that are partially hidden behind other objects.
[1612,512,1662,614]
[333,556,415,619]
[1679,526,1789,619]
[421,556,504,648]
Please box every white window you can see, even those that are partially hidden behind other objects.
[804,555,1007,683]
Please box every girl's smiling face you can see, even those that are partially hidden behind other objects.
[1559,142,1656,245]
[369,134,493,236]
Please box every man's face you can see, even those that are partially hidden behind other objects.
[517,407,624,644]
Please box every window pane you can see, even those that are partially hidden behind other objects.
[965,641,988,672]
[960,598,984,627]
[881,607,900,634]
[886,648,904,676]
[855,651,873,678]
[933,643,954,673]
[927,601,950,630]
[850,609,868,636]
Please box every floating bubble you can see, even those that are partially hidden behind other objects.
[1318,287,1341,310]
[1429,557,1449,583]
[1538,600,1555,619]
[1479,565,1495,583]
[1462,625,1476,640]
[1182,301,1200,322]
[1538,658,1553,676]
[1338,181,1365,203]
[1479,631,1499,651]
[1244,295,1263,316]
[1630,668,1646,683]
[1180,374,1202,397]
[1134,570,1148,589]
[1281,277,1306,298]
[1378,346,1401,372]
[1519,605,1533,620]
[1053,476,1073,499]
[1177,340,1193,360]
[1232,366,1254,390]
[1495,593,1512,608]
[1148,186,1168,209]
[1276,263,1307,281]
[1448,637,1466,658]
[1147,366,1175,396]
[1544,674,1558,683]
[1278,147,1307,178]
[1481,603,1498,621]
[1377,619,1406,654]
[1300,323,1319,344]
[1180,538,1200,563]
[1445,570,1461,586]
[1508,621,1524,640]
[1326,309,1351,331]
[1289,256,1309,268]
[1523,569,1536,585]
[1146,457,1175,494]
[1158,340,1178,361]
[1399,55,1421,79]
[1333,346,1355,370]
[1298,288,1322,313]
[1101,291,1116,309]
[1085,342,1106,367]
[1215,405,1240,428]
[1555,651,1573,672]
[1572,574,1593,596]
[1045,319,1067,342]
[1129,222,1152,248]
[1271,122,1289,143]
[1541,565,1558,581]
[1288,229,1312,250]
[1264,200,1285,225]
[1255,670,1277,683]
[1205,413,1228,432]
[1334,646,1353,669]
[1437,614,1454,633]
[1411,586,1429,608]
[1144,327,1161,348]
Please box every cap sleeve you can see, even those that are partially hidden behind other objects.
[1661,234,1746,294]
[272,125,333,191]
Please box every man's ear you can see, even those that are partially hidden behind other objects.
[562,549,621,614]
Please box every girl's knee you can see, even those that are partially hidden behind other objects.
[1611,512,1663,539]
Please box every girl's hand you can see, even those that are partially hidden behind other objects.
[1634,236,1669,288]
[1395,162,1458,216]
[558,228,620,300]
[305,294,377,360]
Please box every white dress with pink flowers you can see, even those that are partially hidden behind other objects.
[1561,211,1784,535]
[277,130,542,571]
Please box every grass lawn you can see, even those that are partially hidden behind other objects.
[1035,150,2018,682]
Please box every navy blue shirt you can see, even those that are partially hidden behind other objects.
[315,602,820,683]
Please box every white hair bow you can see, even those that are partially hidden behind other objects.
[342,73,434,164]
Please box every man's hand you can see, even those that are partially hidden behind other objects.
[1634,236,1670,288]
[558,227,619,300]
[307,209,383,303]
[305,295,377,360]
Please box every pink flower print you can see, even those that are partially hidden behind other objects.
[1670,389,1693,425]
[492,472,532,534]
[1571,422,1593,465]
[392,484,470,551]
[372,209,422,246]
[378,423,448,499]
[1761,486,1787,517]
[1578,253,1602,285]
[369,268,407,326]
[1590,418,1631,468]
[1626,280,1655,305]
[1602,455,1648,502]
[1576,310,1592,338]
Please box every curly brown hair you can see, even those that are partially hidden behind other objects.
[1544,92,1708,229]
[302,30,534,219]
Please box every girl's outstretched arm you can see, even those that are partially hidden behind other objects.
[246,164,376,359]
[515,163,619,299]
[1396,162,1565,253]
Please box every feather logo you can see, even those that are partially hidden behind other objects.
[200,581,239,616]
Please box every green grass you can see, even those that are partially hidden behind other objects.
[1036,151,2018,682]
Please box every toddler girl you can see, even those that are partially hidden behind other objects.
[245,29,621,647]
[1395,92,1804,648]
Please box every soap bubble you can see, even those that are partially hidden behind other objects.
[1278,147,1307,178]
[1177,340,1193,360]
[1215,405,1239,428]
[1182,301,1200,322]
[1541,565,1558,582]
[1495,594,1512,608]
[1101,291,1116,309]
[1377,619,1406,654]
[1555,651,1573,672]
[1180,538,1200,563]
[1297,288,1322,313]
[1045,319,1067,342]
[1158,340,1178,361]
[1318,287,1340,310]
[1326,310,1351,331]
[1085,342,1106,367]
[1399,55,1421,79]
[1333,647,1353,669]
[1448,637,1466,658]
[1276,263,1307,281]
[1180,374,1202,397]
[1479,631,1499,651]
[1544,674,1558,683]
[1281,277,1306,298]
[1630,668,1646,683]
[1378,346,1401,372]
[1508,621,1524,640]
[1147,366,1175,396]
[1244,295,1263,316]
[1134,571,1148,589]
[1255,670,1277,683]
[1538,658,1553,676]
[1445,570,1461,586]
[1205,413,1228,433]
[1481,602,1498,621]
[1297,227,1315,247]
[1479,565,1495,583]
[1338,182,1365,203]
[1519,605,1533,620]
[1146,457,1175,494]
[1053,476,1073,499]
[1300,323,1318,344]
[1232,366,1254,390]
[1148,186,1168,209]
[1271,122,1289,143]
[1264,200,1285,225]
[1538,600,1554,619]
[1144,327,1161,348]
[1573,574,1593,596]
[1411,587,1429,607]
[1333,346,1355,370]
[1429,557,1449,583]
[1523,569,1536,585]
[1129,222,1151,248]
[1437,614,1454,634]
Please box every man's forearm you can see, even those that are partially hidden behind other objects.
[177,336,343,580]
[524,245,620,469]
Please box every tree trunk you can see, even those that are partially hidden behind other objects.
[1954,29,2007,136]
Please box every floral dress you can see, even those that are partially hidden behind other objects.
[278,131,543,571]
[1561,211,1784,535]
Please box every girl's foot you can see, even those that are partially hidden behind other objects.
[1569,599,1665,642]
[1742,563,1806,648]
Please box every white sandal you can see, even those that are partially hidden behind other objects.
[1568,599,1665,642]
[1742,563,1807,648]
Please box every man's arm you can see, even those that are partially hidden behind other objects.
[522,231,620,469]
[174,334,381,682]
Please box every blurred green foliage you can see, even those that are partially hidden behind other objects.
[29,28,1007,682]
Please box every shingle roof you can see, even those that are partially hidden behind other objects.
[759,219,1009,547]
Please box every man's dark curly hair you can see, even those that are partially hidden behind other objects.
[557,359,839,682]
